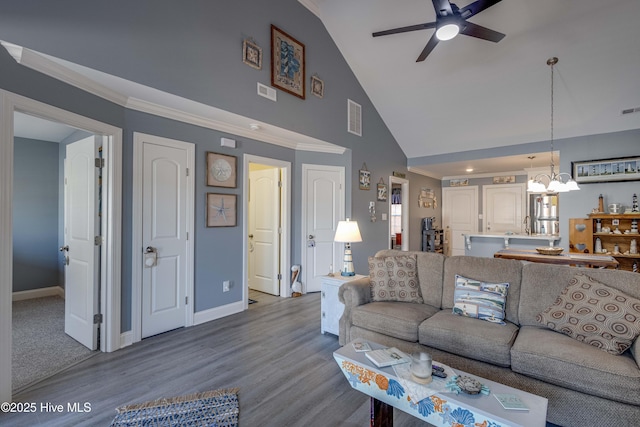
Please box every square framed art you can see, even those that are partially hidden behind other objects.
[206,152,237,188]
[242,38,262,70]
[271,25,305,99]
[206,193,237,227]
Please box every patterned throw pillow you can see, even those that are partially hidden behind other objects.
[452,275,509,325]
[368,255,423,303]
[537,273,640,355]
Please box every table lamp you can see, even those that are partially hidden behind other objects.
[334,218,362,276]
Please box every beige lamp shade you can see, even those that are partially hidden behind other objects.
[334,219,362,243]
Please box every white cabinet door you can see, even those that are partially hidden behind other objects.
[484,184,526,234]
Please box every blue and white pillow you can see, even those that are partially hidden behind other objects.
[452,275,509,325]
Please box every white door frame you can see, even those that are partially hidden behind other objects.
[243,154,291,304]
[442,186,479,255]
[301,164,345,291]
[131,132,195,343]
[0,89,123,402]
[388,176,409,251]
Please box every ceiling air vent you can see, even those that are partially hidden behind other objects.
[621,106,640,115]
[257,82,277,101]
[347,99,362,136]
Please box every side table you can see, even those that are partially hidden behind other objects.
[321,274,366,336]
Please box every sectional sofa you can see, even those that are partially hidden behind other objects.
[338,250,640,426]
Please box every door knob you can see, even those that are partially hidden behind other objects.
[308,235,315,239]
[59,245,69,252]
[248,234,254,239]
[145,246,156,254]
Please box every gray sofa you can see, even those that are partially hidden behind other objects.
[339,250,640,426]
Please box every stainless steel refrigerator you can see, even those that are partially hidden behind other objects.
[529,194,559,235]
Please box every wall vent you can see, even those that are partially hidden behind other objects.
[257,82,277,101]
[621,106,640,115]
[347,99,362,136]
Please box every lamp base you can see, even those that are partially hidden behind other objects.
[341,271,355,277]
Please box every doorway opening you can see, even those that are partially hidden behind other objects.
[1,90,123,400]
[388,176,409,250]
[243,155,291,305]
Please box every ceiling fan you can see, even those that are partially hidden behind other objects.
[372,0,505,62]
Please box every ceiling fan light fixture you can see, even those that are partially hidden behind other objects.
[436,23,459,41]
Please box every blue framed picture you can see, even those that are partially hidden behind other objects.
[271,25,305,99]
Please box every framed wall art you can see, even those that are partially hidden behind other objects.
[359,164,371,190]
[311,75,324,98]
[207,152,237,188]
[206,193,237,227]
[242,37,262,70]
[271,25,305,99]
[377,179,387,201]
[572,156,640,184]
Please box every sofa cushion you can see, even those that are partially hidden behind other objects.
[537,273,640,355]
[443,256,522,325]
[368,255,423,303]
[519,263,640,328]
[374,250,445,309]
[452,274,509,325]
[352,301,439,342]
[511,326,640,406]
[419,311,519,367]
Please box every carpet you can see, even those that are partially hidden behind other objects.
[12,295,96,392]
[110,388,240,427]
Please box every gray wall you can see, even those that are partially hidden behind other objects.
[0,0,406,331]
[12,137,59,292]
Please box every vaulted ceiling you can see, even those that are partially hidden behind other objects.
[301,0,640,177]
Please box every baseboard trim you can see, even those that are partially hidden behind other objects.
[193,301,244,326]
[120,331,133,349]
[12,286,64,301]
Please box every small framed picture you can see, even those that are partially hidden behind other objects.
[242,38,262,70]
[207,152,237,188]
[377,182,387,201]
[359,169,371,190]
[311,75,324,98]
[207,193,237,227]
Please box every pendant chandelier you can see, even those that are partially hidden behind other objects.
[527,57,580,193]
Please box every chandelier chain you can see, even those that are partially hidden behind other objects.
[550,58,555,176]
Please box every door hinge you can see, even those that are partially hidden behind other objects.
[277,273,282,280]
[278,181,282,188]
[94,236,103,246]
[186,167,189,177]
[185,296,188,305]
[95,158,105,168]
[93,314,103,324]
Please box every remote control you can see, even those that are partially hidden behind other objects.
[432,364,445,372]
[432,368,447,378]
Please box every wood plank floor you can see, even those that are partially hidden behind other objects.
[2,291,428,427]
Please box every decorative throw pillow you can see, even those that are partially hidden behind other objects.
[537,273,640,355]
[452,275,509,325]
[368,255,423,303]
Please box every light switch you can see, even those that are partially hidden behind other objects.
[382,213,388,221]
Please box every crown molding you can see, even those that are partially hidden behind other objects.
[1,40,345,155]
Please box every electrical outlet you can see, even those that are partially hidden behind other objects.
[223,280,230,292]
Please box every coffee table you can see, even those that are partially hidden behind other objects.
[334,341,548,427]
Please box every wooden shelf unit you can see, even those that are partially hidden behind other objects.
[588,213,640,272]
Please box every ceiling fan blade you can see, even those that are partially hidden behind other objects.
[460,21,505,43]
[373,22,436,37]
[459,0,503,19]
[432,0,454,17]
[416,33,440,62]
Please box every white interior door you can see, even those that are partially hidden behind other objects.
[248,166,280,295]
[141,140,189,338]
[442,186,478,256]
[303,165,344,293]
[484,184,526,233]
[64,136,100,350]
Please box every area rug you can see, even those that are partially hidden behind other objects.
[110,388,239,426]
